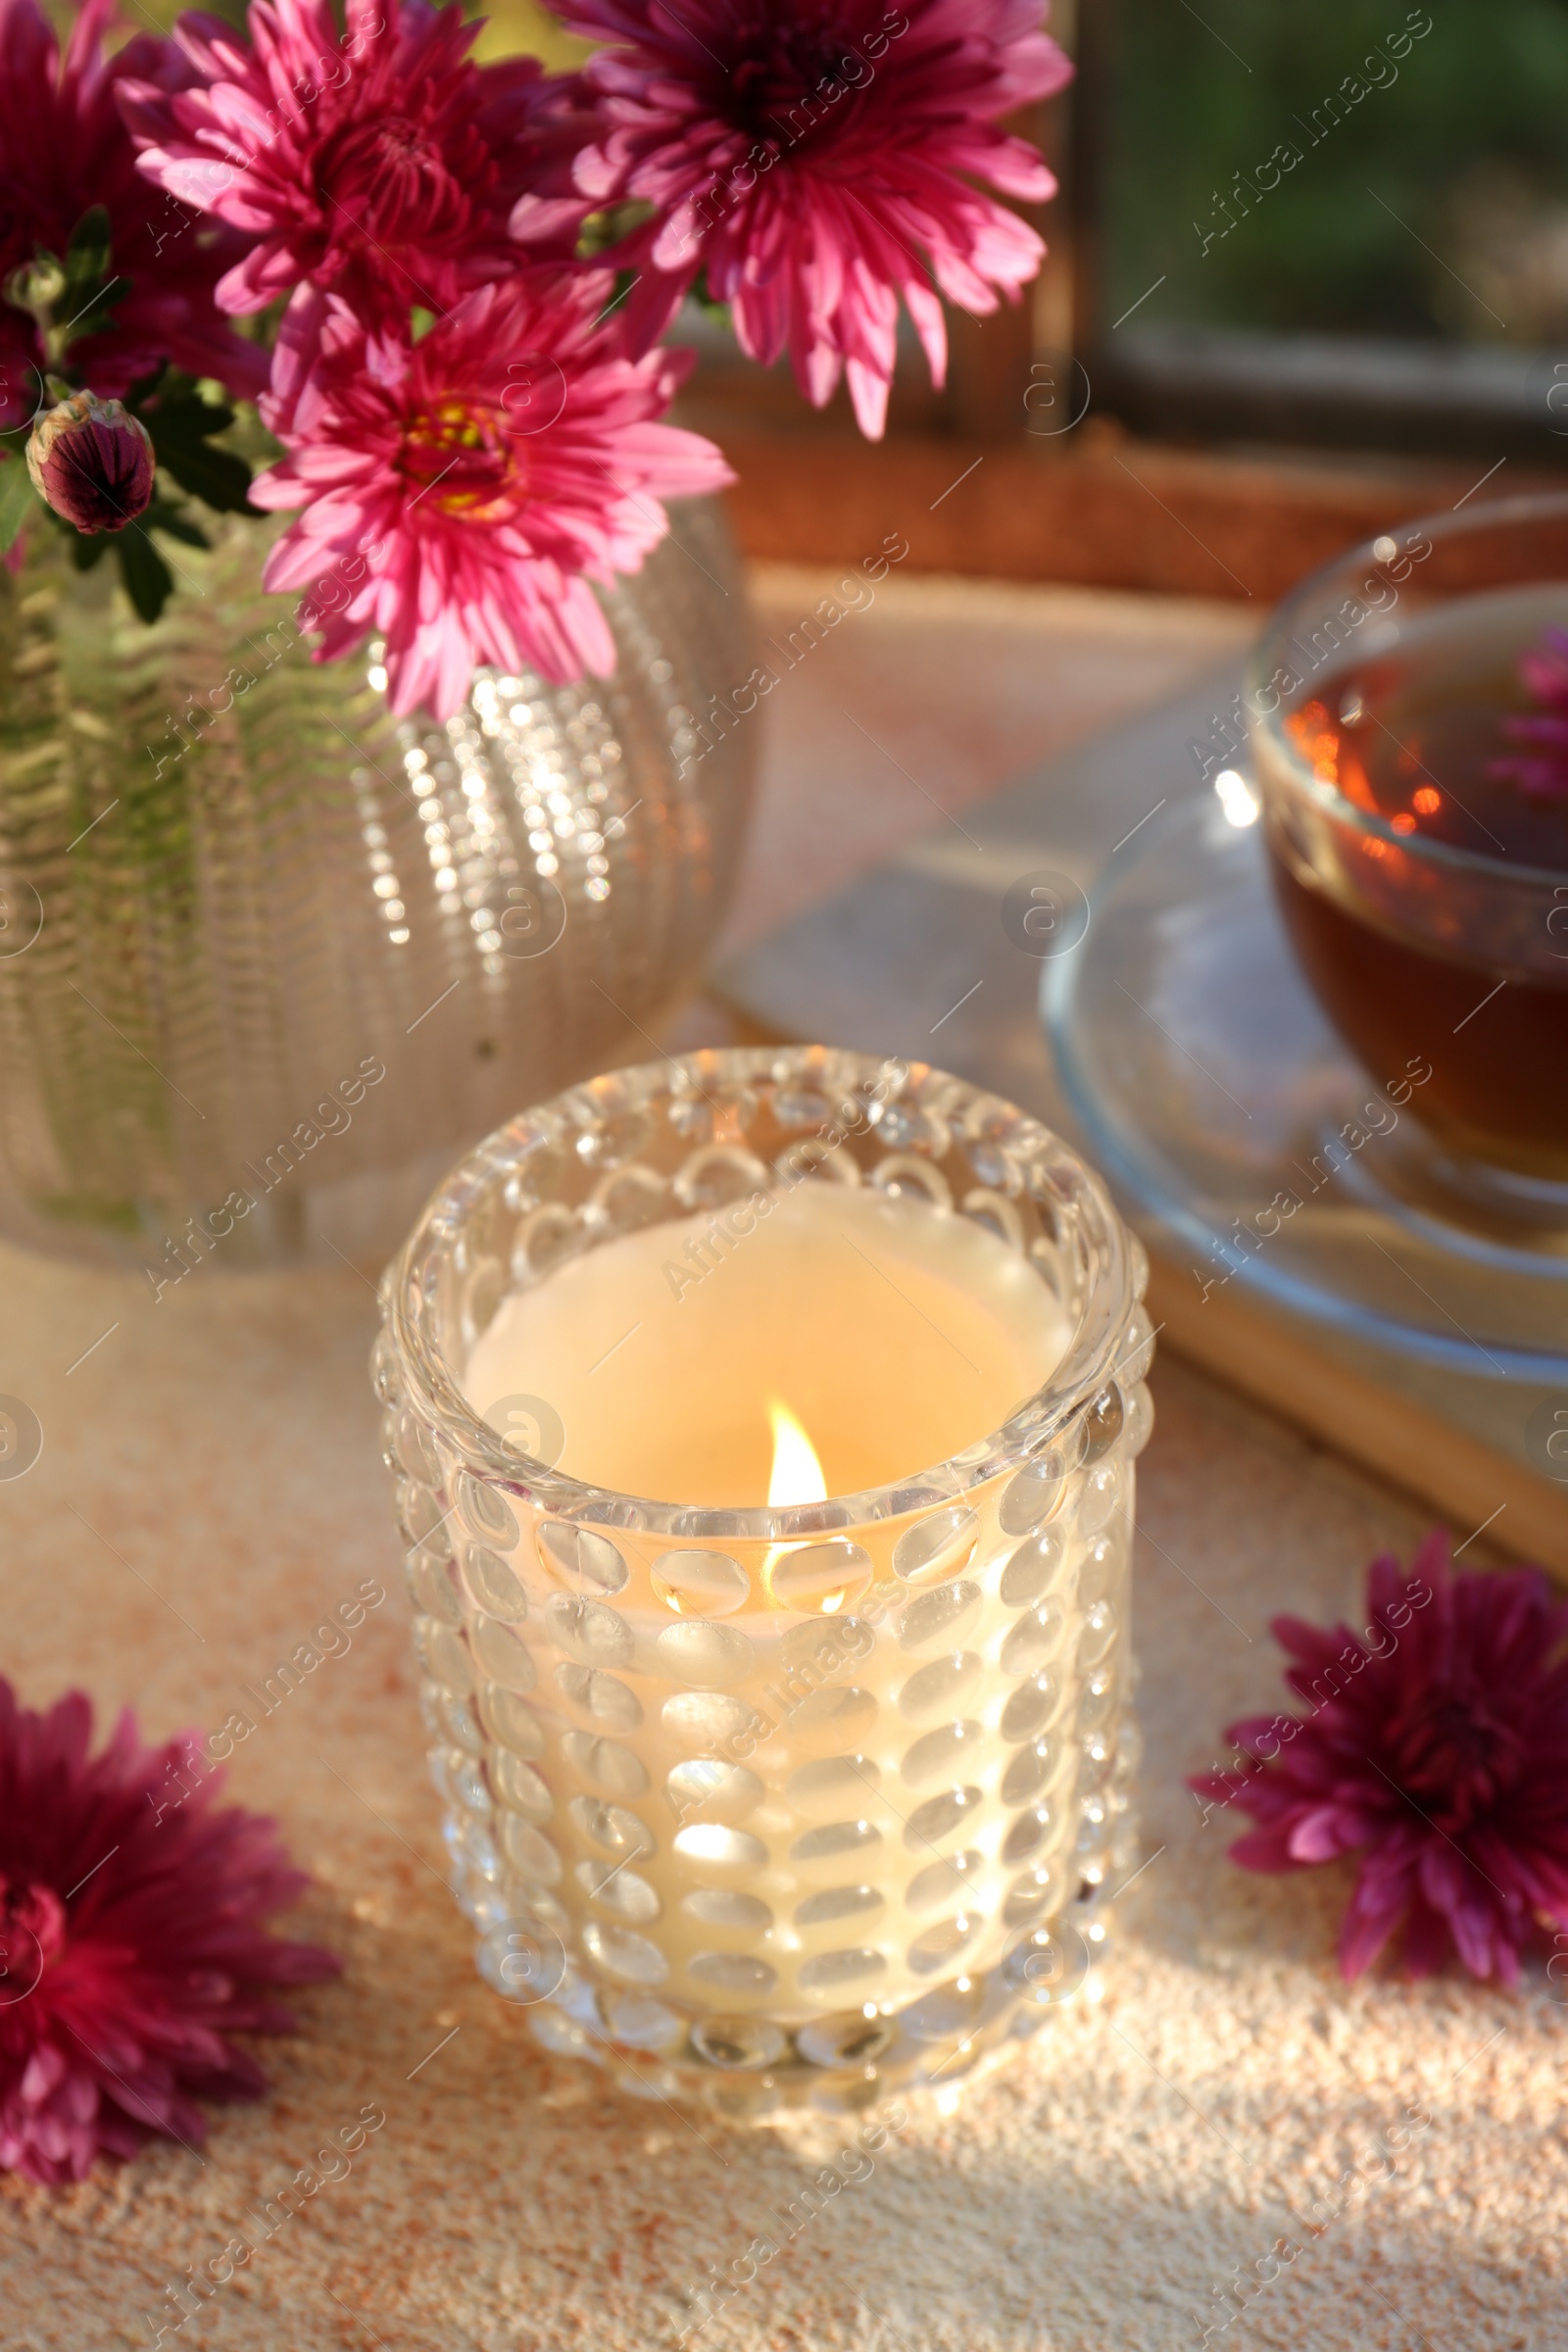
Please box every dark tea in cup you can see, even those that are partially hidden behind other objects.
[1251,507,1568,1185]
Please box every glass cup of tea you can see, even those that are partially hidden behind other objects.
[1249,493,1568,1194]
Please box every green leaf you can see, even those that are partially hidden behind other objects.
[687,268,732,332]
[68,528,112,571]
[57,206,126,348]
[155,436,255,514]
[65,205,112,286]
[143,383,256,514]
[124,364,169,411]
[0,457,35,554]
[115,527,173,622]
[146,380,235,441]
[592,268,642,328]
[142,497,210,550]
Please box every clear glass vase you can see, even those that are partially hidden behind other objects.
[373,1047,1153,2121]
[0,502,755,1270]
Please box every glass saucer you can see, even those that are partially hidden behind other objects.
[1042,789,1568,1381]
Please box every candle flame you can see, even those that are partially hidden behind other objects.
[766,1397,826,1508]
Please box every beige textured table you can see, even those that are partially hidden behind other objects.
[3,573,1560,2352]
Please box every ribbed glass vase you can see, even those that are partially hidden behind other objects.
[0,500,755,1271]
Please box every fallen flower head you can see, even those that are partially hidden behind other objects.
[1190,1531,1568,1983]
[0,1677,338,2183]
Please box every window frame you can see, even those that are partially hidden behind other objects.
[1071,0,1568,466]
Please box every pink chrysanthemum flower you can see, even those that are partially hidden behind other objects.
[0,0,266,433]
[249,270,733,717]
[1489,625,1568,801]
[533,0,1071,439]
[0,1679,337,2184]
[122,0,592,332]
[1190,1533,1568,1984]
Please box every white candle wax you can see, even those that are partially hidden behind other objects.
[453,1178,1096,2027]
[464,1180,1068,1505]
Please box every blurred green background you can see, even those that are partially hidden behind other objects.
[466,0,583,69]
[1104,0,1568,346]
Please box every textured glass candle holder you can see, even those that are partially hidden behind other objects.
[374,1047,1153,2119]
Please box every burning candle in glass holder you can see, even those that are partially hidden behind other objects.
[374,1047,1153,2118]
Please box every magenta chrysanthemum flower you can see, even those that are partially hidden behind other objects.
[0,1679,338,2184]
[249,270,733,717]
[0,0,266,432]
[1489,625,1568,801]
[122,0,592,331]
[535,0,1071,438]
[1190,1533,1568,1984]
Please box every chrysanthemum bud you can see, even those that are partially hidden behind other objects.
[25,391,155,534]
